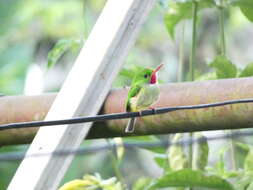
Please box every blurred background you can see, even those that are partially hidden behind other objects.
[1,0,253,189]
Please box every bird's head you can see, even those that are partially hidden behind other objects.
[132,64,163,85]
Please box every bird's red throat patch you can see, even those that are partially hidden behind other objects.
[150,73,157,84]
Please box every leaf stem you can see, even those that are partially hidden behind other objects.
[219,1,226,56]
[229,132,237,170]
[106,140,125,185]
[189,0,198,170]
[189,3,198,190]
[189,1,198,82]
[178,22,185,82]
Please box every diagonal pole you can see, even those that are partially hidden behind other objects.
[8,0,155,189]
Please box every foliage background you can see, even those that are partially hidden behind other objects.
[1,0,253,189]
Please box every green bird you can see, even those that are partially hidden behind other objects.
[125,64,163,133]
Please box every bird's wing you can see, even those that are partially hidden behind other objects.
[126,85,141,112]
[135,85,159,110]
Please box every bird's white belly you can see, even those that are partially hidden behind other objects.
[130,84,159,111]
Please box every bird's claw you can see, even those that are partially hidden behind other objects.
[149,107,157,114]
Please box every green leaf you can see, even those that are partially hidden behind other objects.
[168,134,188,170]
[192,132,209,170]
[124,135,166,154]
[154,155,166,168]
[236,142,250,152]
[239,62,253,77]
[148,169,235,190]
[231,0,253,22]
[119,65,145,80]
[247,181,253,190]
[119,68,136,79]
[233,171,253,190]
[58,179,89,190]
[209,55,237,79]
[164,0,215,39]
[245,147,253,171]
[241,7,253,22]
[47,38,83,68]
[154,154,170,170]
[207,147,228,177]
[132,177,153,190]
[197,71,217,80]
[0,43,33,94]
[216,147,227,176]
[107,138,125,161]
[59,174,124,190]
[164,1,192,39]
[234,142,251,169]
[208,147,239,179]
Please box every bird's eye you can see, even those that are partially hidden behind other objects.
[144,74,148,78]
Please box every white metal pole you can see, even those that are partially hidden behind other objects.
[8,0,155,189]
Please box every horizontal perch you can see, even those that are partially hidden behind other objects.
[1,99,253,130]
[1,77,253,146]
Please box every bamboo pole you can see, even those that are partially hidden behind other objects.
[1,77,253,146]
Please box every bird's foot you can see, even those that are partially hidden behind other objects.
[148,107,157,114]
[137,111,145,122]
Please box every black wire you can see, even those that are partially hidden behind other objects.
[0,130,252,161]
[1,98,253,131]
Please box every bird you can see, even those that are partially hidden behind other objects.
[125,64,163,133]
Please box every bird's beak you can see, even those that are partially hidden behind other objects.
[150,64,163,84]
[152,63,163,74]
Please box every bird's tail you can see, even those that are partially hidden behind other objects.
[125,118,136,133]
